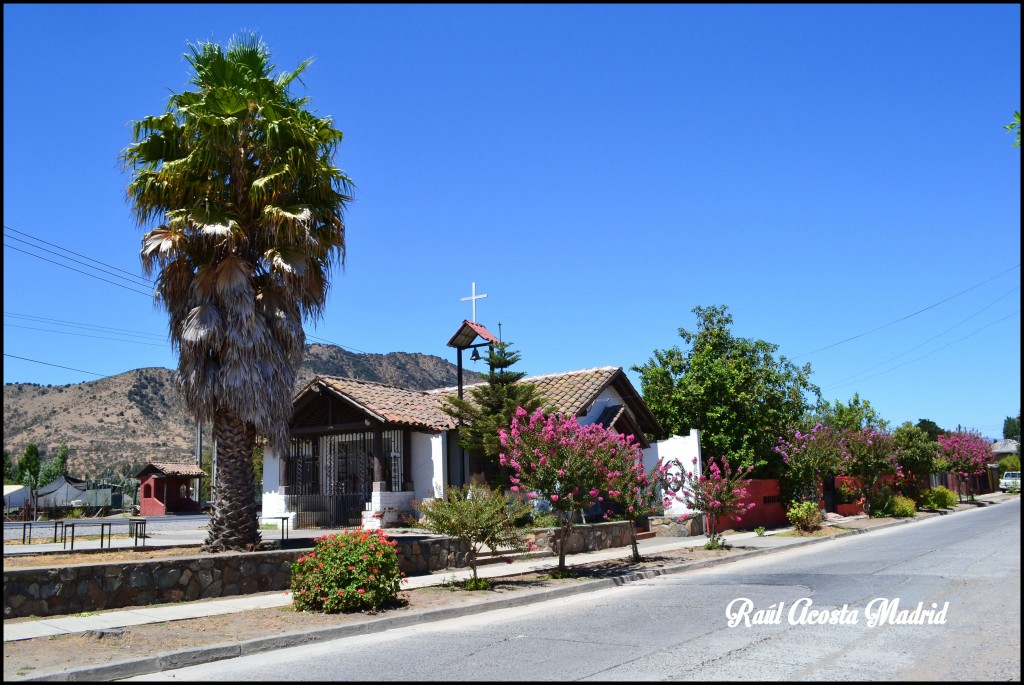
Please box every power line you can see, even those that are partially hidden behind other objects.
[821,310,1020,392]
[4,312,167,340]
[4,225,152,284]
[4,243,154,297]
[305,332,370,355]
[4,324,169,347]
[792,263,1021,359]
[3,354,106,377]
[819,286,1020,390]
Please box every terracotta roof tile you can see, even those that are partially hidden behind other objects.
[145,462,207,477]
[317,377,457,431]
[427,366,621,417]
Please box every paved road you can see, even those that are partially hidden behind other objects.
[128,499,1020,681]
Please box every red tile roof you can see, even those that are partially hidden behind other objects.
[428,366,621,416]
[141,462,207,477]
[316,377,457,431]
[302,366,660,436]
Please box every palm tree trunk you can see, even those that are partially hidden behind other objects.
[203,411,261,552]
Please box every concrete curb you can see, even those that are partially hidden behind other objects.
[6,538,840,682]
[14,496,1014,682]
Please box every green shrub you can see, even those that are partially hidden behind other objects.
[890,495,916,518]
[67,508,84,519]
[918,486,958,510]
[414,484,529,585]
[786,500,822,533]
[525,511,559,529]
[755,526,766,537]
[290,529,407,613]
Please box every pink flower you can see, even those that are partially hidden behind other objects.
[550,494,559,502]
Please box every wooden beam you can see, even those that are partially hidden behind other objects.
[290,421,379,436]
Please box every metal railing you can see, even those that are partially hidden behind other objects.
[283,494,367,529]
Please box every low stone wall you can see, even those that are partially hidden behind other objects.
[649,515,704,537]
[525,520,633,554]
[3,535,472,619]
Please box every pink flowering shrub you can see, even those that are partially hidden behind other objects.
[665,456,755,546]
[499,406,634,573]
[773,423,844,504]
[290,529,408,613]
[840,428,900,514]
[606,446,671,562]
[938,430,992,501]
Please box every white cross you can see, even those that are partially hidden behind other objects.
[460,281,488,322]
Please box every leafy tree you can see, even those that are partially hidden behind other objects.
[414,484,530,587]
[1006,110,1020,147]
[38,442,70,487]
[938,430,992,502]
[605,439,667,562]
[17,443,42,519]
[121,34,351,551]
[442,341,546,485]
[3,450,17,484]
[1003,412,1020,442]
[915,418,945,442]
[840,428,899,514]
[892,422,939,499]
[774,422,844,505]
[633,305,820,477]
[17,443,41,488]
[499,407,630,574]
[818,392,889,432]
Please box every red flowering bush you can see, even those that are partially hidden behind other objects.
[290,529,408,613]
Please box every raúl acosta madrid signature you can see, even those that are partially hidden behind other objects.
[725,597,950,628]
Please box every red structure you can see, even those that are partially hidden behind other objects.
[712,478,788,532]
[135,462,206,516]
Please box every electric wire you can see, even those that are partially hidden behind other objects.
[819,286,1020,390]
[3,225,153,284]
[3,354,106,377]
[4,243,154,297]
[792,263,1020,359]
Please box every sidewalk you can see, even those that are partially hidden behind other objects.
[3,492,1016,681]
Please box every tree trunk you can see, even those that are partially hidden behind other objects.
[557,513,571,572]
[629,520,641,562]
[203,410,261,552]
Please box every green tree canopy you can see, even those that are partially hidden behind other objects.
[1006,110,1020,147]
[815,392,889,432]
[1003,412,1020,442]
[17,443,41,488]
[893,422,939,498]
[633,305,821,477]
[915,418,946,442]
[38,442,70,486]
[3,450,18,485]
[121,33,351,551]
[442,341,546,485]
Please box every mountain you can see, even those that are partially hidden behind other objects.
[2,346,483,481]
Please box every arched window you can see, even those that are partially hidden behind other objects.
[143,483,152,498]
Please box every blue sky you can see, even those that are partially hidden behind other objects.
[3,4,1020,440]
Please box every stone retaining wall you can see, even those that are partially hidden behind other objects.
[525,520,633,554]
[3,536,471,619]
[649,516,704,537]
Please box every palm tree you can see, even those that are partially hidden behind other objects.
[121,33,352,551]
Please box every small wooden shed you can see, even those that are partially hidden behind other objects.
[135,462,206,516]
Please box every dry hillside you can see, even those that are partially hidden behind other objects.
[3,345,482,479]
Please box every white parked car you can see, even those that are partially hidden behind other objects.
[999,471,1020,492]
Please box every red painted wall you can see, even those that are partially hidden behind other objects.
[711,478,788,531]
[138,475,202,516]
